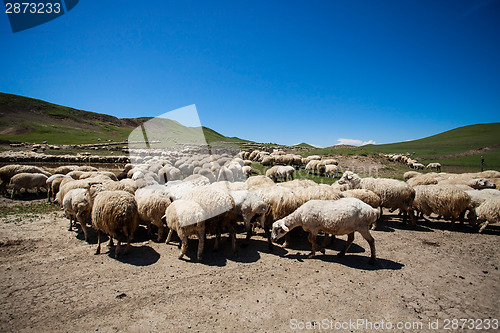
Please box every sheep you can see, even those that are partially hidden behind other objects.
[426,163,441,172]
[271,198,379,263]
[9,173,49,198]
[62,188,93,241]
[158,166,181,183]
[183,174,210,186]
[76,166,98,172]
[165,200,206,261]
[0,164,51,194]
[265,166,280,182]
[290,184,342,206]
[325,164,339,178]
[407,173,439,186]
[253,185,301,250]
[411,163,425,170]
[305,160,320,174]
[282,166,295,181]
[411,185,470,226]
[404,171,421,180]
[337,171,415,227]
[246,175,275,189]
[342,189,381,209]
[242,165,252,178]
[181,186,237,255]
[92,190,139,257]
[56,178,108,205]
[475,197,500,233]
[261,156,274,167]
[137,193,171,241]
[46,174,69,202]
[217,166,234,182]
[248,150,260,161]
[79,171,118,181]
[67,170,84,180]
[229,190,268,241]
[53,165,79,175]
[278,179,318,189]
[323,159,338,166]
[465,189,500,224]
[438,177,497,189]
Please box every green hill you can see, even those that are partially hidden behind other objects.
[293,142,315,148]
[0,92,250,145]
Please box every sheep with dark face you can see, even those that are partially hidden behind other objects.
[272,198,379,263]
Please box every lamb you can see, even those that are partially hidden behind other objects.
[271,198,379,263]
[411,185,470,226]
[337,171,415,227]
[426,163,442,172]
[475,197,500,233]
[9,173,49,198]
[165,200,206,261]
[92,190,139,257]
[137,193,171,241]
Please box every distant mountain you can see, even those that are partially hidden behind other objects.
[0,93,251,145]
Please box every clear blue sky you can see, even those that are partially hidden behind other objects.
[1,0,499,147]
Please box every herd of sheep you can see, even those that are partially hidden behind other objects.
[0,148,499,264]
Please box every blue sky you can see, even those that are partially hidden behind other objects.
[1,0,499,147]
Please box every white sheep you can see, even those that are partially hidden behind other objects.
[337,171,415,227]
[426,162,441,172]
[242,165,252,178]
[0,164,51,194]
[411,185,470,226]
[92,190,139,257]
[165,200,206,261]
[9,173,49,198]
[271,198,379,263]
[62,188,93,241]
[341,189,381,209]
[246,175,275,189]
[217,166,234,182]
[412,163,425,170]
[137,193,171,241]
[325,164,339,178]
[475,197,500,233]
[229,190,268,241]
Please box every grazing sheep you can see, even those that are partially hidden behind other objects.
[342,189,381,208]
[412,163,425,170]
[246,175,276,189]
[242,165,252,178]
[56,178,108,205]
[165,200,206,261]
[253,185,301,250]
[411,185,470,226]
[46,174,69,202]
[465,189,500,224]
[9,173,49,198]
[426,163,442,172]
[137,193,171,241]
[305,160,320,174]
[0,164,51,194]
[229,190,268,240]
[325,165,339,178]
[92,191,139,257]
[337,171,415,227]
[323,159,338,166]
[271,198,379,263]
[261,156,275,166]
[475,197,500,233]
[265,166,281,182]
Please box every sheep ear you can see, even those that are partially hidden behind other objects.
[347,175,352,180]
[282,225,289,232]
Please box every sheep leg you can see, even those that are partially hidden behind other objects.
[115,238,121,258]
[157,225,165,242]
[307,232,318,258]
[410,210,417,227]
[321,234,332,251]
[478,221,489,233]
[146,222,153,239]
[68,216,73,231]
[47,188,51,202]
[166,229,173,244]
[76,213,89,242]
[283,233,291,248]
[338,232,355,257]
[108,236,114,248]
[358,229,376,264]
[179,235,188,259]
[402,210,408,224]
[197,227,205,261]
[264,226,273,252]
[230,226,238,257]
[95,230,102,255]
[124,235,132,255]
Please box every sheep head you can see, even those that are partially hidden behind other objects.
[271,219,289,241]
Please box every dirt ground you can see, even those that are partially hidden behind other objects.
[0,196,499,333]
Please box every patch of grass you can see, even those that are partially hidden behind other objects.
[0,201,60,218]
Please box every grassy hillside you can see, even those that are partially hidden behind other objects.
[293,142,315,148]
[0,92,251,145]
[304,124,499,172]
